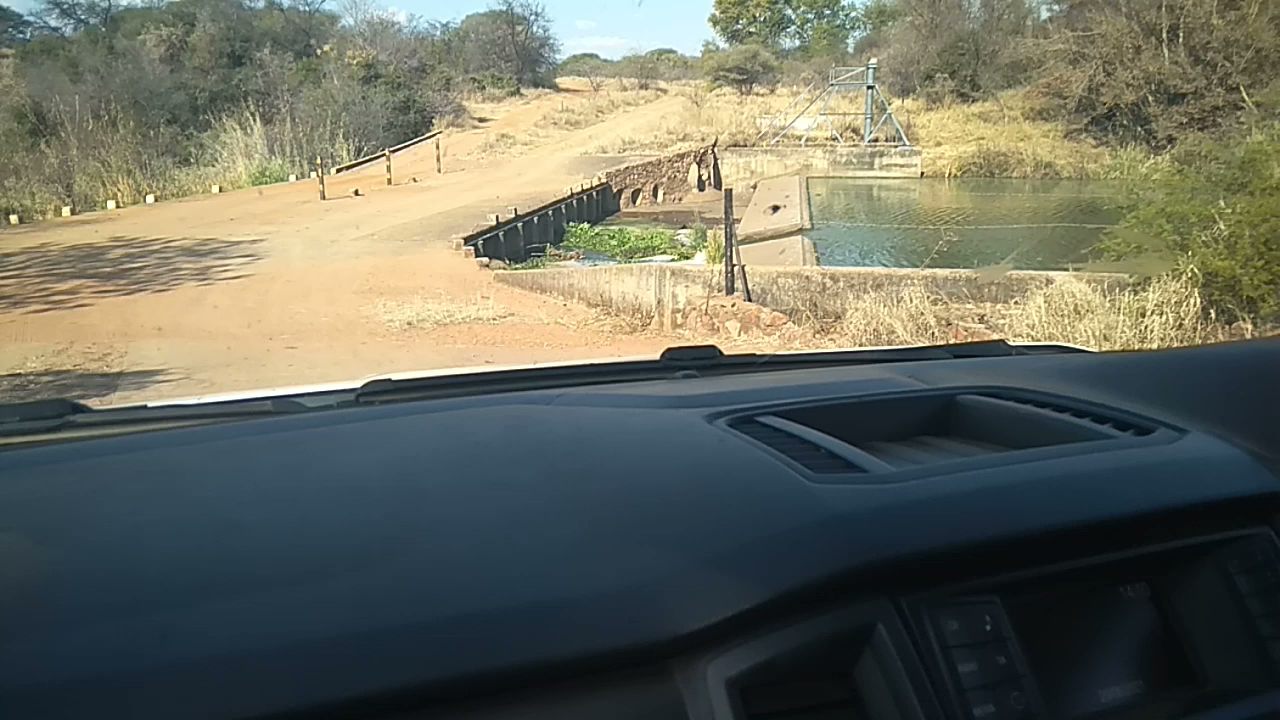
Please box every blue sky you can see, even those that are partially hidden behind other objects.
[425,0,715,58]
[6,0,717,59]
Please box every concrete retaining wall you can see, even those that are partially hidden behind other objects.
[496,264,721,331]
[462,183,618,263]
[720,145,923,185]
[494,264,1128,327]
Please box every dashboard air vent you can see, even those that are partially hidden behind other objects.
[993,395,1156,437]
[728,418,863,474]
[739,674,858,720]
[726,391,1162,480]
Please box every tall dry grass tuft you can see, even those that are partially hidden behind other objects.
[894,93,1112,178]
[825,271,1232,351]
[992,271,1229,350]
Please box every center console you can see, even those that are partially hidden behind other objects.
[909,530,1280,720]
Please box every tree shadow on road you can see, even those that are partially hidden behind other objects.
[0,367,182,403]
[0,235,266,314]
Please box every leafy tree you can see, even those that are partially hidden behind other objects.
[709,0,857,52]
[615,52,660,90]
[704,43,780,94]
[559,52,611,90]
[1,3,31,46]
[30,0,120,35]
[1033,0,1280,148]
[448,0,558,88]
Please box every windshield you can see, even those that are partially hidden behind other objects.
[0,0,1275,407]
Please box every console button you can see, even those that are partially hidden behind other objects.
[936,603,1005,646]
[951,643,1020,688]
[964,689,1000,720]
[965,681,1036,720]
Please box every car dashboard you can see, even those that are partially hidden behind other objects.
[0,340,1277,720]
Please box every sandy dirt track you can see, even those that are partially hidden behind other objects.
[0,85,701,405]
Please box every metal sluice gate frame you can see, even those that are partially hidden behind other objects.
[756,59,912,147]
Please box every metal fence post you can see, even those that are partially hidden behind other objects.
[864,57,878,144]
[723,188,736,296]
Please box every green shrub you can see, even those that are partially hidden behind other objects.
[561,223,694,260]
[466,73,520,99]
[247,159,291,186]
[1099,122,1280,324]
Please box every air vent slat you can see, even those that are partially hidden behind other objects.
[729,419,863,474]
[993,395,1155,437]
[858,434,1012,468]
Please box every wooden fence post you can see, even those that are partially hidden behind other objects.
[723,188,736,296]
[316,157,327,201]
[384,149,392,186]
[434,137,443,174]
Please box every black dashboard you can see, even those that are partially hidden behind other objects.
[0,339,1278,720]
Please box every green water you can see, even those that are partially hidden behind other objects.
[806,178,1122,270]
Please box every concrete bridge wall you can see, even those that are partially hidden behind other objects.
[720,145,923,185]
[462,183,617,263]
[492,264,1127,330]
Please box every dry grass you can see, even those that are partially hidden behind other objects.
[815,271,1235,351]
[569,83,1120,179]
[582,83,801,154]
[535,89,664,132]
[372,295,513,330]
[894,93,1112,178]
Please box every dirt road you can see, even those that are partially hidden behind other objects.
[0,85,700,405]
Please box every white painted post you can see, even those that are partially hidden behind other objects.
[210,184,221,194]
[288,173,298,182]
[105,199,118,210]
[144,193,156,204]
[6,213,18,226]
[61,206,73,217]
[309,171,317,179]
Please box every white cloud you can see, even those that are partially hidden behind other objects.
[573,19,598,31]
[564,35,632,57]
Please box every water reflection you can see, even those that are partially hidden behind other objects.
[806,178,1122,269]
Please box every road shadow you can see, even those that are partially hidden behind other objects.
[0,367,182,403]
[0,235,265,314]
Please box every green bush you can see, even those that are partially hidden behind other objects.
[247,159,292,186]
[561,223,694,260]
[466,72,520,99]
[1099,122,1280,324]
